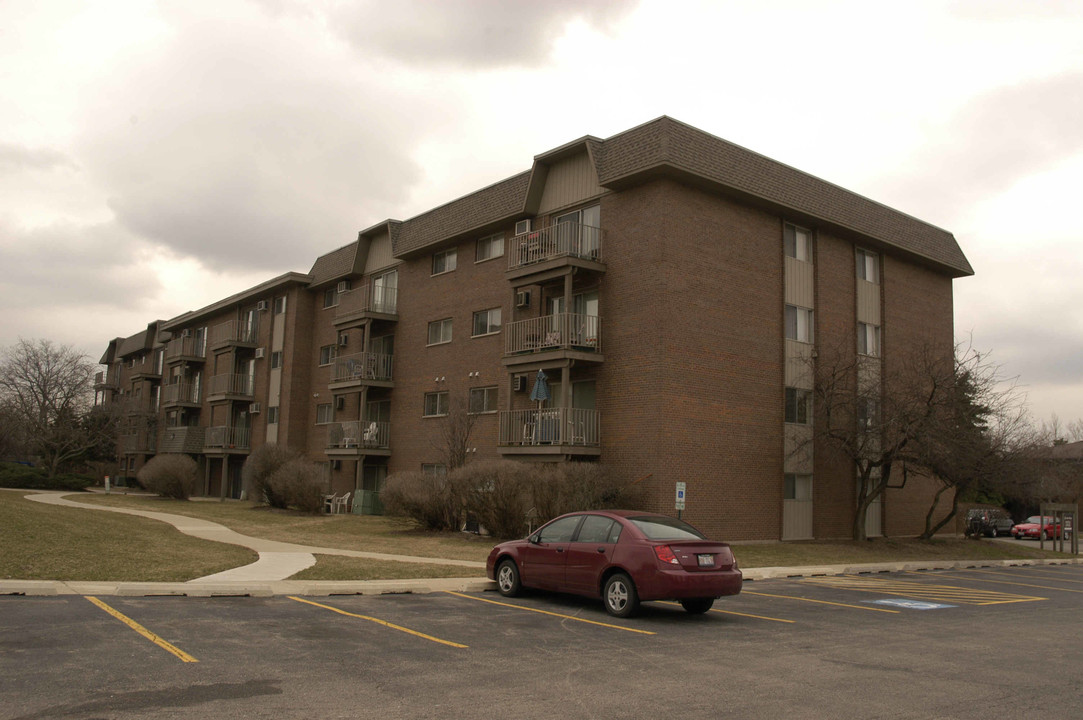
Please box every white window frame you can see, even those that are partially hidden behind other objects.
[784,473,813,501]
[784,224,811,262]
[319,344,337,366]
[468,386,499,414]
[427,318,453,346]
[323,287,338,308]
[471,308,502,337]
[316,403,333,424]
[475,233,505,263]
[784,387,812,425]
[267,406,279,424]
[857,248,879,283]
[274,296,287,314]
[423,391,449,417]
[858,322,881,357]
[785,305,815,343]
[432,248,458,276]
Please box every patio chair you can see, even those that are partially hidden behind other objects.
[332,492,351,514]
[323,493,337,514]
[569,420,586,445]
[522,422,536,445]
[362,422,379,446]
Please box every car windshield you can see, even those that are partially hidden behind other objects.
[628,515,706,540]
[1025,516,1050,524]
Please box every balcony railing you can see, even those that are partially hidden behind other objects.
[331,352,393,383]
[504,313,602,355]
[211,320,258,348]
[508,223,604,270]
[165,337,206,362]
[326,420,390,450]
[161,382,201,406]
[207,373,254,398]
[94,371,119,389]
[499,408,600,447]
[204,425,251,450]
[121,431,156,454]
[334,284,398,322]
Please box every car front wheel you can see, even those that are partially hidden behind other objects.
[990,527,999,538]
[680,598,714,614]
[1041,530,1048,541]
[603,573,639,618]
[496,559,522,597]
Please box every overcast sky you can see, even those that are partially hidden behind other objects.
[1,0,1081,425]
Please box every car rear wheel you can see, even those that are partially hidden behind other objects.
[603,573,639,618]
[679,598,714,615]
[496,559,521,597]
[990,527,999,538]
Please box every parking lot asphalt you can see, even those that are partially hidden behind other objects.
[3,564,1082,719]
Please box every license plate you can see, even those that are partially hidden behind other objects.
[697,554,714,567]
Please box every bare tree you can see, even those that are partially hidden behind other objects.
[431,395,478,470]
[1067,418,1083,443]
[0,339,117,476]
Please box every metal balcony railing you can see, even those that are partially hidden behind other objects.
[207,373,254,398]
[335,284,398,320]
[508,223,603,270]
[331,352,393,383]
[161,382,201,405]
[504,313,601,355]
[499,407,600,447]
[165,336,206,361]
[211,320,258,347]
[204,426,251,450]
[326,420,390,450]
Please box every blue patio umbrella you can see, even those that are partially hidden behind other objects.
[529,370,550,405]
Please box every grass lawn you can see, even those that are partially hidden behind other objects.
[289,555,482,581]
[0,490,256,582]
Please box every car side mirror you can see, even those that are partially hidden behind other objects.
[529,534,540,544]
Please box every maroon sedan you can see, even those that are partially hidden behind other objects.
[486,510,742,617]
[1011,516,1062,541]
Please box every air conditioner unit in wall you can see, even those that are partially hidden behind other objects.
[336,396,345,411]
[338,334,348,347]
[256,300,269,312]
[337,280,351,294]
[515,219,532,235]
[181,329,191,338]
[249,403,261,414]
[254,348,265,359]
[513,375,525,392]
[515,290,530,308]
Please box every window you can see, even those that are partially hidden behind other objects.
[267,406,279,424]
[785,387,812,424]
[319,344,337,366]
[316,403,333,424]
[784,474,813,501]
[475,233,505,262]
[858,398,879,432]
[536,515,582,543]
[785,305,814,343]
[857,248,879,283]
[575,515,619,544]
[427,318,453,345]
[323,287,338,308]
[270,351,283,369]
[468,386,498,414]
[274,296,287,314]
[858,323,881,357]
[423,391,449,417]
[784,224,811,262]
[471,308,502,337]
[422,463,447,476]
[432,248,457,275]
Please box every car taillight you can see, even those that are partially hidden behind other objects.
[654,545,679,565]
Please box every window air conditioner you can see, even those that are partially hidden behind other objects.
[337,280,351,294]
[336,396,345,411]
[256,300,269,312]
[513,375,525,392]
[254,348,265,359]
[339,334,349,347]
[515,290,530,308]
[181,329,191,338]
[515,219,532,235]
[248,403,261,414]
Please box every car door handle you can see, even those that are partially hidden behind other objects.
[596,547,606,553]
[556,547,564,553]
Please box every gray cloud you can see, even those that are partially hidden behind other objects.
[326,0,638,68]
[872,72,1083,228]
[0,143,78,173]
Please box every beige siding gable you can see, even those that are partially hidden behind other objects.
[537,152,603,214]
[364,230,399,274]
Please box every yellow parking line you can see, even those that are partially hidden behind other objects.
[743,590,900,614]
[929,570,1077,596]
[1007,568,1083,584]
[806,575,1042,606]
[657,601,796,623]
[84,596,198,663]
[289,596,467,648]
[445,591,656,635]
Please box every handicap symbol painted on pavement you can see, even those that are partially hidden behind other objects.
[868,598,956,610]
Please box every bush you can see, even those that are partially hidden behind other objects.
[382,471,466,532]
[457,460,533,540]
[531,462,637,523]
[242,444,301,508]
[266,458,327,514]
[137,454,198,500]
[0,463,95,491]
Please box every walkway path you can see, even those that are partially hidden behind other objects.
[24,491,486,584]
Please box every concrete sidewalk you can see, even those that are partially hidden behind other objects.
[5,490,1080,598]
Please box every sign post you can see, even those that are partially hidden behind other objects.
[675,482,686,519]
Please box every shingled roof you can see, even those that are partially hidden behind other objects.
[308,242,361,287]
[387,116,973,277]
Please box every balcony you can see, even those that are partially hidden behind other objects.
[334,285,398,327]
[94,371,119,391]
[498,408,600,457]
[129,366,162,382]
[328,352,393,392]
[210,320,259,350]
[207,373,255,401]
[502,313,603,367]
[164,337,206,364]
[121,430,157,455]
[203,426,251,454]
[326,420,391,457]
[161,382,201,408]
[121,398,157,417]
[158,425,205,454]
[506,223,605,281]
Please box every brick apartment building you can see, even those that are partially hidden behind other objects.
[94,117,973,541]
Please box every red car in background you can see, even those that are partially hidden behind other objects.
[1011,516,1063,541]
[486,510,742,617]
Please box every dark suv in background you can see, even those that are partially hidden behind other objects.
[966,508,1014,538]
